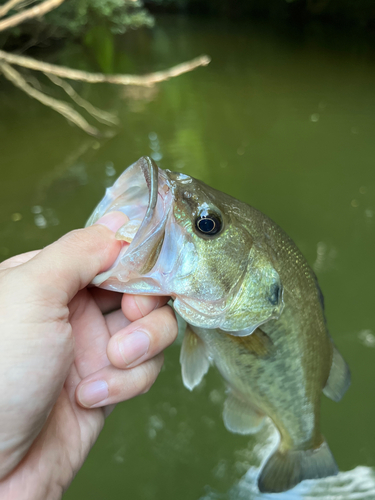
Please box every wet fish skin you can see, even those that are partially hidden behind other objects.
[87,157,350,493]
[173,177,348,492]
[169,174,285,332]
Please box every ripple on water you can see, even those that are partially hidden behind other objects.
[200,427,375,500]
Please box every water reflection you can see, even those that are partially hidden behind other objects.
[33,139,96,205]
[149,131,163,162]
[122,85,159,112]
[313,241,337,273]
[358,330,375,348]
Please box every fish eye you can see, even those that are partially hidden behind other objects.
[195,214,222,235]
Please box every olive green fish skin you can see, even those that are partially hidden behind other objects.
[170,176,285,331]
[186,194,333,452]
[169,176,346,492]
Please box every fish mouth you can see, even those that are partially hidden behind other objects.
[87,156,242,330]
[87,157,239,326]
[88,158,284,332]
[87,156,175,291]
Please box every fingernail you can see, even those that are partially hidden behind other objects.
[118,331,150,366]
[79,380,109,407]
[134,296,159,316]
[95,211,129,232]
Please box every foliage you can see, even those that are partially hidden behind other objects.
[0,0,154,48]
[46,0,154,36]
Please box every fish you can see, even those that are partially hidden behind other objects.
[86,156,350,493]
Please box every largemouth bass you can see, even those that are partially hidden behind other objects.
[87,156,350,493]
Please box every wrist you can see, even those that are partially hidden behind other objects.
[0,470,67,500]
[0,443,75,500]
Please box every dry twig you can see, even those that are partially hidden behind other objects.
[45,73,119,126]
[0,0,65,32]
[0,0,28,18]
[0,61,101,136]
[0,50,211,86]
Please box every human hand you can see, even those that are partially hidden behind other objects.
[0,212,178,500]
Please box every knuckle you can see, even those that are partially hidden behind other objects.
[141,385,151,395]
[142,363,157,389]
[60,228,87,247]
[155,352,164,369]
[161,306,178,340]
[139,356,163,392]
[105,353,165,402]
[60,226,109,256]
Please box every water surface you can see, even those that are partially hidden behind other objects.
[0,16,374,500]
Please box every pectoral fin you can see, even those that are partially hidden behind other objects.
[323,346,351,402]
[180,326,210,391]
[226,328,275,357]
[223,391,265,434]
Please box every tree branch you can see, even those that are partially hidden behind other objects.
[0,0,65,32]
[44,73,119,126]
[0,50,211,86]
[0,0,27,19]
[0,61,102,136]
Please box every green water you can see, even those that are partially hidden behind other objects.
[1,15,375,499]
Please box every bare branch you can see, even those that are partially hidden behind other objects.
[0,61,101,136]
[0,0,65,33]
[45,73,120,126]
[0,50,211,86]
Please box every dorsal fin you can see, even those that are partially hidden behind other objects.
[180,325,210,391]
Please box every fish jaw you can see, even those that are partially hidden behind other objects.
[87,157,174,291]
[86,157,244,328]
[87,157,285,332]
[86,156,156,226]
[86,158,207,299]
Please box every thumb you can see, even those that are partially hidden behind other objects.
[23,211,128,303]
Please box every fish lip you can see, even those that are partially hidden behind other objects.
[141,156,159,223]
[89,157,176,288]
[127,157,172,251]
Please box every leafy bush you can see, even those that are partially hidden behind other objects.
[1,0,154,49]
[46,0,154,36]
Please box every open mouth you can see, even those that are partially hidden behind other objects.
[86,156,174,290]
[86,157,230,324]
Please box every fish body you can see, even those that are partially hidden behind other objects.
[87,157,350,493]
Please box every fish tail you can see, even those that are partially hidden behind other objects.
[257,440,338,493]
